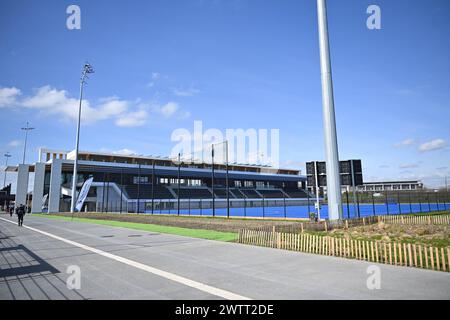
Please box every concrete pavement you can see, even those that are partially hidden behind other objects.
[1,214,449,300]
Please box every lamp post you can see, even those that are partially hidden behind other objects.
[21,122,35,164]
[210,140,230,218]
[3,152,11,188]
[177,152,181,216]
[3,152,11,211]
[211,144,215,217]
[70,63,94,213]
[21,123,34,212]
[225,140,230,218]
[317,0,343,220]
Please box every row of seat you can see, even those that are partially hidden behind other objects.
[121,184,309,200]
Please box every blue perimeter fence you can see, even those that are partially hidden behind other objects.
[97,190,450,220]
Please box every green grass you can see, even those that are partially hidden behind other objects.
[33,214,238,242]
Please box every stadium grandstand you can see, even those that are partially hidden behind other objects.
[5,148,311,214]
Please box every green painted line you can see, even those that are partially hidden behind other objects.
[33,214,238,242]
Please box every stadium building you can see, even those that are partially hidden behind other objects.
[357,180,424,192]
[5,148,309,214]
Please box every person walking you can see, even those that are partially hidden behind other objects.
[16,204,25,226]
[9,204,14,217]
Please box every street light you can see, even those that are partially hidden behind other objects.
[21,122,35,164]
[317,0,343,220]
[70,63,94,213]
[3,152,11,188]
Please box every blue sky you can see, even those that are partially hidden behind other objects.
[1,0,449,189]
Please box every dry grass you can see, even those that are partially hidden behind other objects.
[53,212,307,233]
[326,222,450,248]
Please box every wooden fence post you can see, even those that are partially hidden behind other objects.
[418,245,423,268]
[403,243,408,266]
[350,240,354,258]
[375,242,379,262]
[398,243,403,266]
[408,244,413,267]
[362,241,366,260]
[389,243,392,265]
[448,248,450,272]
[430,247,434,270]
[370,242,375,262]
[435,248,440,271]
[358,241,362,260]
[394,242,398,265]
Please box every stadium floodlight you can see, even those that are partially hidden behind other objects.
[70,62,94,213]
[21,122,35,164]
[317,0,343,220]
[3,152,12,188]
[209,140,230,218]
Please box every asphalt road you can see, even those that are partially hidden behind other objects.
[0,214,449,300]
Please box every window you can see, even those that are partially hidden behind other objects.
[133,176,149,184]
[256,181,265,188]
[244,181,254,187]
[188,179,201,186]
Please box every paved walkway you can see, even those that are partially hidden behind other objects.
[0,214,449,300]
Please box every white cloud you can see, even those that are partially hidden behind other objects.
[17,86,135,125]
[152,72,161,80]
[115,110,148,127]
[173,87,200,97]
[152,102,191,120]
[2,84,191,126]
[96,98,129,118]
[419,139,447,152]
[113,148,137,156]
[162,102,179,117]
[394,138,415,148]
[0,87,21,107]
[8,140,21,147]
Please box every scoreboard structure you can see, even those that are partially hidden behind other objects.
[306,159,363,191]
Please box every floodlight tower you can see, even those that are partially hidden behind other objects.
[317,0,343,220]
[21,122,35,164]
[70,63,94,213]
[3,152,11,188]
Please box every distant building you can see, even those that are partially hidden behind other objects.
[0,184,15,209]
[5,148,309,213]
[357,180,423,192]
